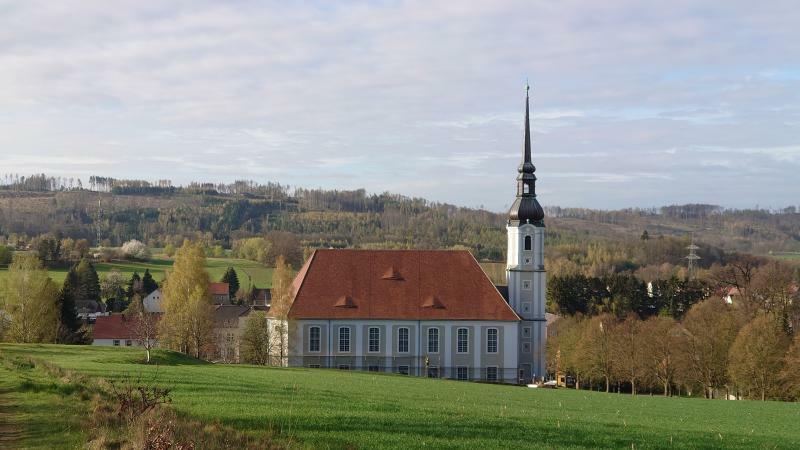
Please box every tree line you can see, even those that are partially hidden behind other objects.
[548,257,800,401]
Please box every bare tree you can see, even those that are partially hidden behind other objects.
[611,315,648,395]
[641,316,681,396]
[125,294,159,363]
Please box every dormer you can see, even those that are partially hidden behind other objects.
[334,296,357,308]
[382,266,403,281]
[421,295,445,309]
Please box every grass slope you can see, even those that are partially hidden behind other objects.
[2,345,799,449]
[0,257,275,291]
[0,354,87,449]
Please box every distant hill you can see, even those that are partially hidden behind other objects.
[1,175,798,262]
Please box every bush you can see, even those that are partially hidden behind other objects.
[0,244,13,266]
[121,240,151,260]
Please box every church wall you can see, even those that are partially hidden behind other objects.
[289,320,519,383]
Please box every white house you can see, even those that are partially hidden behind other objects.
[143,289,164,313]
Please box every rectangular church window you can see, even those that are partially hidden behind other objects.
[523,327,531,338]
[338,327,350,352]
[457,328,469,353]
[428,328,439,353]
[368,327,380,352]
[309,326,321,352]
[522,280,531,290]
[398,327,409,353]
[487,328,498,353]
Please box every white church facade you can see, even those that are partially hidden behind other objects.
[285,87,548,383]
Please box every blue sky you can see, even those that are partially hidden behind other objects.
[0,0,798,211]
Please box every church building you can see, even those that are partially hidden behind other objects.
[286,87,547,383]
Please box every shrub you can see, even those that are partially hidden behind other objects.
[121,239,151,260]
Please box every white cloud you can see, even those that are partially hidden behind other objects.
[0,1,798,209]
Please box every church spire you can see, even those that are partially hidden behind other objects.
[520,82,535,175]
[508,81,544,225]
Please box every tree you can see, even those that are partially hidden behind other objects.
[0,253,59,343]
[546,315,588,389]
[265,231,303,267]
[781,336,800,400]
[575,314,616,392]
[240,311,276,365]
[57,268,83,343]
[101,269,128,312]
[73,239,90,259]
[125,294,159,363]
[678,298,742,398]
[0,245,14,266]
[126,271,142,300]
[121,239,151,260]
[750,261,799,332]
[141,269,159,296]
[32,234,61,264]
[640,316,681,396]
[75,258,101,304]
[640,230,649,240]
[164,243,176,257]
[270,256,295,364]
[221,267,240,300]
[728,315,790,401]
[232,237,271,264]
[611,315,648,395]
[159,240,213,358]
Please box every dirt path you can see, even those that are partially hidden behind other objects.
[0,387,23,448]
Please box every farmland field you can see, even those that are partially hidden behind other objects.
[2,344,799,449]
[0,257,275,291]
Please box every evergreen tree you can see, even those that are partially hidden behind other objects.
[126,271,142,300]
[221,267,240,299]
[75,258,100,303]
[57,268,82,342]
[141,269,158,295]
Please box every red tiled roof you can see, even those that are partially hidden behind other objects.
[288,249,519,321]
[92,314,160,340]
[210,282,229,295]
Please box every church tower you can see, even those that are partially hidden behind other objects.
[506,84,547,382]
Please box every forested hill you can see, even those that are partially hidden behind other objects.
[0,175,798,263]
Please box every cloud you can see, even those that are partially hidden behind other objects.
[0,1,798,209]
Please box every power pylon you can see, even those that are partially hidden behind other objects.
[685,233,700,280]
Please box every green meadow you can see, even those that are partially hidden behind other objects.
[0,257,275,291]
[2,344,799,449]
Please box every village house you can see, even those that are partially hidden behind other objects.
[143,288,163,313]
[92,313,160,347]
[210,282,231,304]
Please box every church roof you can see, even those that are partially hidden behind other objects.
[287,249,519,321]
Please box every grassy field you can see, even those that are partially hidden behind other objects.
[0,257,275,291]
[0,352,88,449]
[2,344,799,449]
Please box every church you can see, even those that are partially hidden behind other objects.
[286,87,547,383]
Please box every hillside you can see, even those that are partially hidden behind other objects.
[2,344,799,449]
[1,179,799,263]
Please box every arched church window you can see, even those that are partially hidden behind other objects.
[524,235,532,250]
[523,184,530,194]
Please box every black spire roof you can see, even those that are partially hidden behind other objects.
[508,83,544,226]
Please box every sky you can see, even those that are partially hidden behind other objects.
[1,1,799,212]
